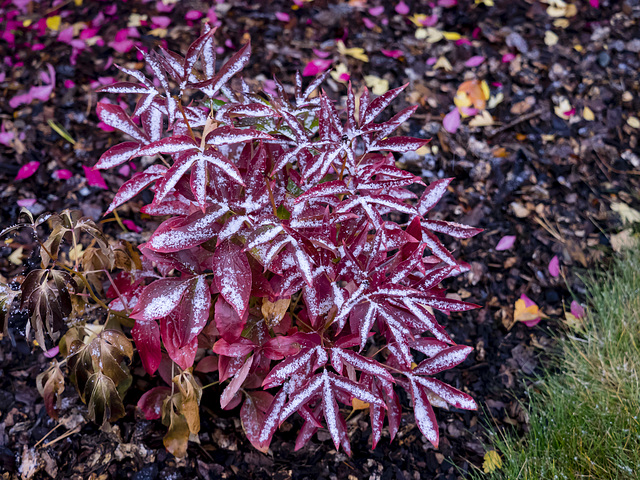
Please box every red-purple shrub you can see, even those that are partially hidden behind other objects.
[2,29,481,457]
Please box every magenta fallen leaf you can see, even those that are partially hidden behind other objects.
[443,109,461,133]
[495,235,516,251]
[548,255,560,277]
[16,161,40,180]
[122,219,142,233]
[83,166,108,189]
[54,169,73,180]
[302,59,332,77]
[395,1,409,15]
[570,300,585,319]
[502,53,516,63]
[369,6,385,16]
[275,12,290,22]
[381,49,403,58]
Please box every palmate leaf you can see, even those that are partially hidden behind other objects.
[67,329,134,397]
[85,372,126,426]
[36,361,65,419]
[20,269,75,347]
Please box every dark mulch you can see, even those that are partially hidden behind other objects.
[1,0,639,478]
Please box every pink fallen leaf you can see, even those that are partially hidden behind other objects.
[17,198,37,207]
[151,16,171,28]
[312,48,331,58]
[16,161,40,180]
[83,166,108,189]
[438,0,457,6]
[548,255,560,277]
[570,300,585,319]
[275,12,290,22]
[57,26,74,44]
[185,10,203,20]
[369,6,385,16]
[465,56,485,67]
[381,49,403,59]
[443,109,461,134]
[395,1,409,15]
[64,79,75,88]
[363,17,376,29]
[502,53,516,63]
[302,59,332,77]
[44,346,59,358]
[589,0,599,6]
[0,123,13,146]
[9,92,33,109]
[495,235,516,251]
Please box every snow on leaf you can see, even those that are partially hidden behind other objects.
[213,240,251,316]
[221,356,253,409]
[413,345,473,375]
[96,103,147,143]
[409,378,439,447]
[96,142,142,170]
[130,278,190,321]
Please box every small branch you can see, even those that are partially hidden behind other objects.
[487,108,544,138]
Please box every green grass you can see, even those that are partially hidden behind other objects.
[479,251,640,480]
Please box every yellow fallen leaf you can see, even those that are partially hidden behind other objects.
[483,450,502,473]
[8,247,24,266]
[468,110,494,127]
[128,13,148,28]
[553,18,570,28]
[352,398,369,410]
[475,0,494,5]
[23,19,32,27]
[574,44,583,52]
[409,14,428,27]
[337,40,369,62]
[627,116,640,129]
[149,28,168,38]
[364,75,389,95]
[455,80,488,114]
[68,243,84,262]
[416,27,443,43]
[480,80,490,101]
[544,30,559,46]
[330,62,350,84]
[610,229,639,253]
[433,56,452,71]
[564,312,582,329]
[442,31,461,41]
[554,97,573,120]
[514,298,540,323]
[74,0,83,5]
[611,201,640,224]
[583,106,595,121]
[46,15,61,31]
[487,92,504,109]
